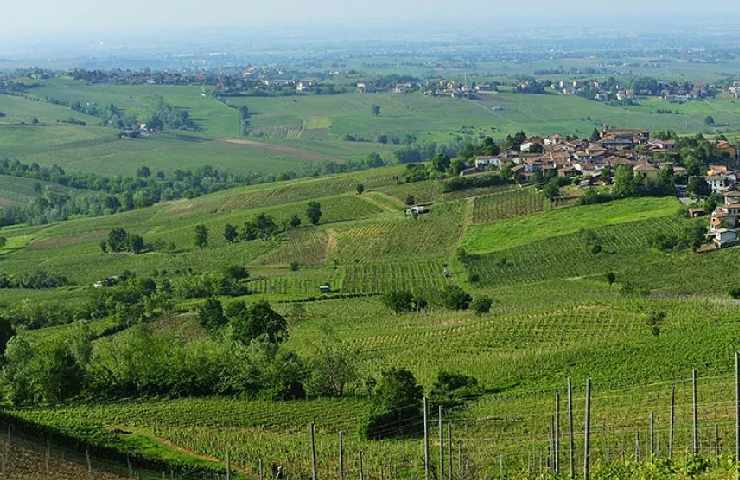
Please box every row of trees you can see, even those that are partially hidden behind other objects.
[0,270,68,290]
[196,204,324,249]
[383,286,492,315]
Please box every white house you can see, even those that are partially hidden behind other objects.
[474,156,502,169]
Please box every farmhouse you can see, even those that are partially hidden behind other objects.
[708,190,740,248]
[705,167,737,193]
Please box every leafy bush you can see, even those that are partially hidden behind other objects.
[441,286,472,311]
[472,297,493,315]
[362,368,423,439]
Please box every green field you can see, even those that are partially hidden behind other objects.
[462,197,680,254]
[1,79,739,479]
[3,79,740,182]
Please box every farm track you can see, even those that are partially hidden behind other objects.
[219,138,342,163]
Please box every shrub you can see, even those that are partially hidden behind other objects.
[730,288,740,299]
[472,297,493,315]
[441,286,472,311]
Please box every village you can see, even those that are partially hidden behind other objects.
[459,127,740,249]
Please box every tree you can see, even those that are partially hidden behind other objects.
[383,291,415,314]
[0,237,6,249]
[363,368,423,439]
[606,272,616,286]
[136,166,151,178]
[224,265,249,281]
[229,300,288,344]
[223,224,239,243]
[441,285,472,311]
[306,339,358,397]
[0,316,15,357]
[472,297,493,315]
[590,128,601,141]
[371,105,381,116]
[613,165,637,198]
[356,183,365,195]
[366,152,385,168]
[704,116,716,126]
[306,202,322,225]
[542,177,561,201]
[431,154,451,173]
[198,298,226,332]
[289,215,302,228]
[107,228,129,253]
[128,234,145,254]
[429,371,483,410]
[405,195,416,206]
[194,224,209,249]
[687,176,710,198]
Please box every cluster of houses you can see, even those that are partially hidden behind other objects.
[468,128,740,250]
[708,172,740,248]
[729,81,740,99]
[468,128,697,184]
[555,79,714,103]
[422,80,498,99]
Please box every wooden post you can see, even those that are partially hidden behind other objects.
[670,384,675,460]
[635,432,641,463]
[555,391,560,475]
[45,436,50,473]
[423,397,430,480]
[358,451,364,480]
[715,424,720,457]
[649,412,655,461]
[458,440,463,480]
[310,423,318,480]
[735,351,739,467]
[568,378,575,479]
[339,431,345,480]
[693,369,699,455]
[86,446,92,478]
[225,450,231,480]
[447,424,453,480]
[549,416,554,471]
[583,377,591,480]
[439,405,444,480]
[259,458,264,480]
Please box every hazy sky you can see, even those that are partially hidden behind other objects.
[1,0,738,40]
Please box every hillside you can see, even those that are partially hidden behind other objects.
[0,161,737,478]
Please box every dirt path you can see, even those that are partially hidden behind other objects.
[220,138,342,163]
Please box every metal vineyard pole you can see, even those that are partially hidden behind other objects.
[439,406,444,480]
[669,384,675,460]
[555,391,560,475]
[423,397,430,480]
[447,424,453,480]
[310,423,318,480]
[339,431,345,480]
[635,432,641,463]
[583,377,591,480]
[693,369,699,455]
[568,378,575,479]
[259,458,264,480]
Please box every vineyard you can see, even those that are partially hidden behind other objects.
[471,188,552,224]
[463,216,686,287]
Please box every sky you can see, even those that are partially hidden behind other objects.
[2,0,738,40]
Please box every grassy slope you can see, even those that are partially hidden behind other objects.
[462,196,680,253]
